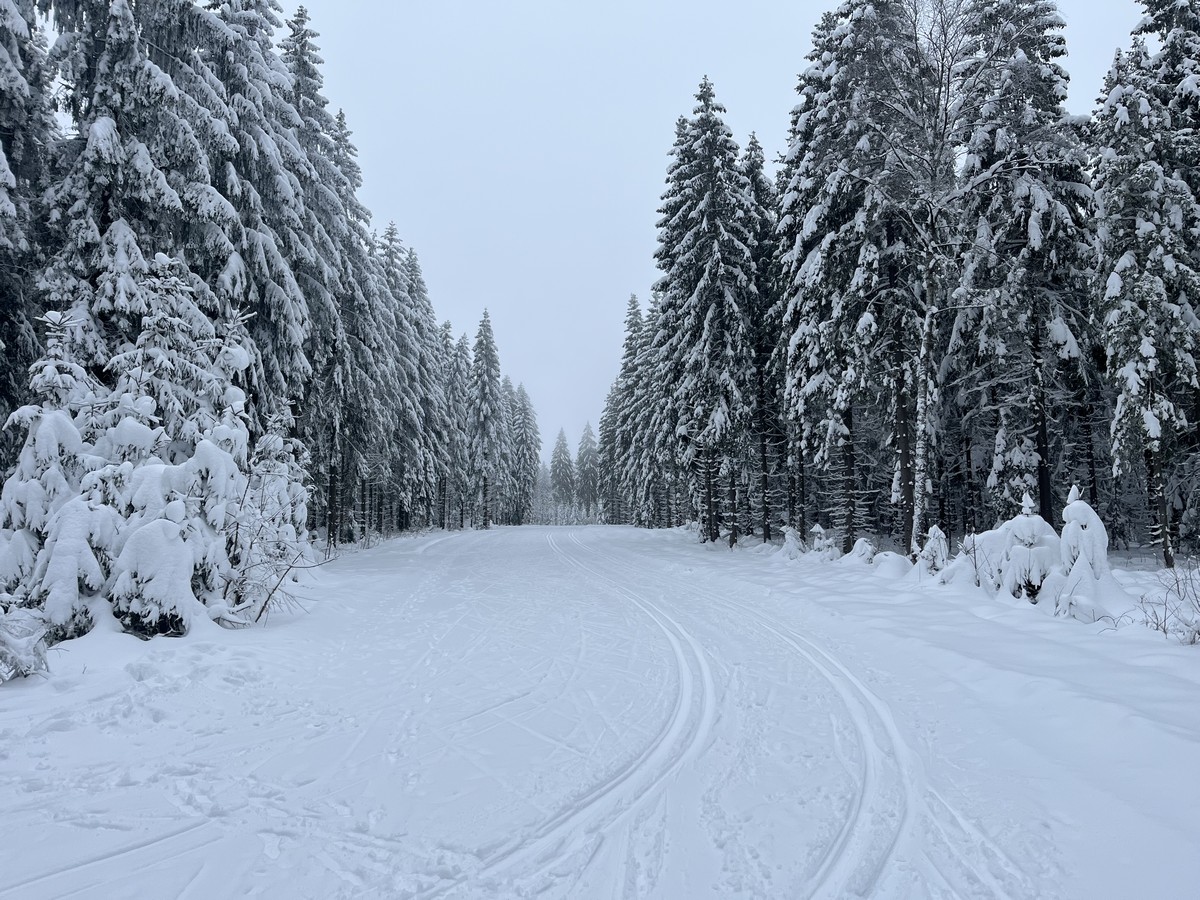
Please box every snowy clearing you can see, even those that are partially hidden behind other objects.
[2,526,1198,899]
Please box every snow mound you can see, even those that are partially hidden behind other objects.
[940,489,1132,622]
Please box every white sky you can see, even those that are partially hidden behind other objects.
[294,0,1143,458]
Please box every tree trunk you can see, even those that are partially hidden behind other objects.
[894,363,915,550]
[482,473,490,529]
[1031,319,1054,523]
[842,406,856,555]
[728,468,738,548]
[910,298,937,558]
[759,429,772,543]
[1147,446,1175,568]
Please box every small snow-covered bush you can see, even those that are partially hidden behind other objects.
[941,494,1060,602]
[776,526,805,560]
[940,489,1130,623]
[916,525,949,576]
[809,524,839,560]
[0,605,47,682]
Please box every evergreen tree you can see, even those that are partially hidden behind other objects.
[0,0,51,466]
[511,384,541,525]
[1093,41,1200,568]
[653,77,757,545]
[575,422,599,520]
[953,0,1095,522]
[203,0,311,417]
[0,312,107,640]
[469,311,504,528]
[440,325,472,529]
[741,132,784,541]
[551,428,576,515]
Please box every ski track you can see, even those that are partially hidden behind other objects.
[415,532,718,897]
[566,530,1040,900]
[3,526,1192,898]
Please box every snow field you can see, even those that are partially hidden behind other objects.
[2,526,1199,898]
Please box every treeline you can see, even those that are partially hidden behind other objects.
[0,1,540,642]
[599,0,1200,567]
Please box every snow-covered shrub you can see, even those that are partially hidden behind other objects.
[775,526,805,560]
[0,605,48,682]
[1037,486,1121,623]
[0,313,108,640]
[941,493,1060,601]
[940,489,1131,623]
[219,413,312,623]
[841,537,877,564]
[809,524,839,559]
[916,525,949,576]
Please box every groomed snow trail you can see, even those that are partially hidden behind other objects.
[2,526,1199,899]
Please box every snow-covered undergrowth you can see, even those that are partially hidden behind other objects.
[791,487,1186,636]
[0,309,311,682]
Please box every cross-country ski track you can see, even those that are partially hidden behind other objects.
[2,526,1198,899]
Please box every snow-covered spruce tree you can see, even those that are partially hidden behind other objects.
[375,223,424,526]
[440,325,473,529]
[469,311,504,529]
[201,0,311,420]
[0,0,53,467]
[405,248,449,527]
[38,0,216,375]
[551,428,575,521]
[741,132,785,542]
[654,77,757,546]
[1092,41,1200,569]
[604,294,645,525]
[0,312,107,642]
[496,376,519,525]
[1134,0,1200,547]
[597,383,621,523]
[951,0,1095,523]
[510,384,541,526]
[778,4,917,553]
[575,422,599,520]
[317,111,389,545]
[279,4,350,534]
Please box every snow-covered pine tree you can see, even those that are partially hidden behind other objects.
[438,324,472,529]
[597,383,621,523]
[317,111,388,545]
[511,384,541,526]
[950,0,1094,524]
[469,311,504,529]
[376,223,423,525]
[0,0,52,467]
[551,428,576,519]
[497,377,519,524]
[654,77,757,545]
[0,312,107,641]
[575,422,599,520]
[741,132,784,542]
[202,0,311,419]
[778,4,911,553]
[604,294,645,525]
[405,249,449,526]
[1092,40,1200,568]
[279,5,350,530]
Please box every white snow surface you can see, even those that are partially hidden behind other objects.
[2,526,1198,899]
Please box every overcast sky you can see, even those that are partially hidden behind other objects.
[294,0,1143,459]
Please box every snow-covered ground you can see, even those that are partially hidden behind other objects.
[2,526,1198,899]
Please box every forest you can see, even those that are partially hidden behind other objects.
[0,0,545,647]
[599,0,1200,568]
